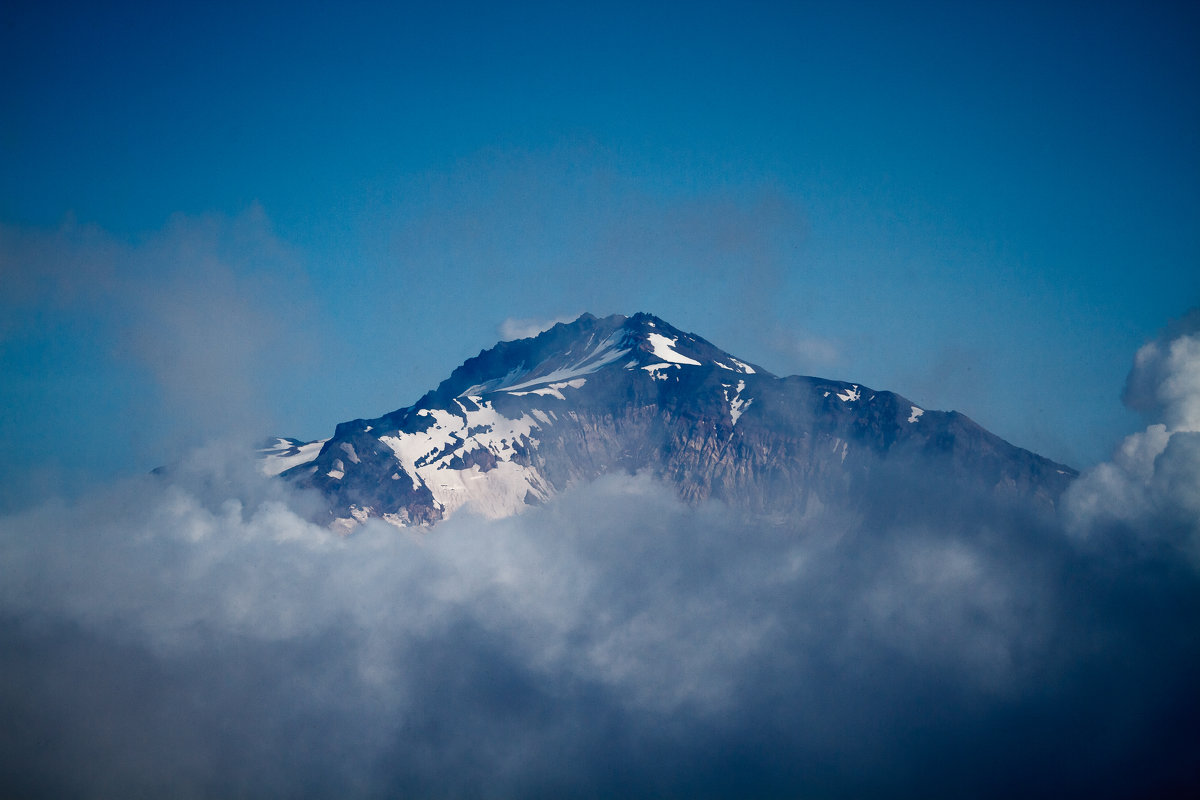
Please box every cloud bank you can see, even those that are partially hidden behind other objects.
[2,313,1199,798]
[1066,310,1200,565]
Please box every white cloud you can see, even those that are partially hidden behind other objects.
[4,437,1196,797]
[1123,309,1200,431]
[789,333,840,365]
[0,209,317,452]
[498,314,577,341]
[1066,310,1200,562]
[3,315,1200,797]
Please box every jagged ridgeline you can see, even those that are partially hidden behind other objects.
[258,313,1075,531]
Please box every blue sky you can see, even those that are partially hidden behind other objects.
[2,0,1198,503]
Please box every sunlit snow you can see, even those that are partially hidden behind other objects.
[723,380,752,425]
[646,332,702,366]
[258,438,329,476]
[836,385,861,403]
[642,362,677,381]
[377,400,549,522]
[500,332,630,392]
[729,358,756,374]
[508,378,587,400]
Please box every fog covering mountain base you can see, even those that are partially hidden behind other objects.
[265,312,1075,531]
[2,313,1199,798]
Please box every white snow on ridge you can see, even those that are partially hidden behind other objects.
[724,380,752,426]
[716,358,756,374]
[339,442,361,464]
[642,362,678,381]
[501,332,630,392]
[258,438,329,476]
[908,406,924,423]
[646,332,702,366]
[508,378,587,400]
[836,385,861,403]
[377,400,549,523]
[729,358,756,374]
[460,365,532,398]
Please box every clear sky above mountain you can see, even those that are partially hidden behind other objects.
[2,0,1198,504]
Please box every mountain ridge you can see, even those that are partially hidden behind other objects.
[260,312,1075,531]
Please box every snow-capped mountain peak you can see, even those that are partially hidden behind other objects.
[260,312,1074,531]
[436,313,766,401]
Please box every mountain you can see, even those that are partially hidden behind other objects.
[260,312,1076,531]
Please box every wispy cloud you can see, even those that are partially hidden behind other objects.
[498,314,578,341]
[772,328,842,371]
[0,208,317,460]
[3,398,1199,797]
[3,307,1200,797]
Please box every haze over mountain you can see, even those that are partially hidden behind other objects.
[3,1,1197,795]
[261,312,1074,531]
[2,311,1198,799]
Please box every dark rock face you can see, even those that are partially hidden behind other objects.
[264,313,1075,529]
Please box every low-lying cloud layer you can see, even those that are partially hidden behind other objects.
[3,316,1200,798]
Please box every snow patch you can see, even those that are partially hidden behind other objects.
[836,385,861,403]
[508,378,587,401]
[908,406,925,423]
[730,358,756,374]
[459,365,532,398]
[339,442,361,464]
[500,332,630,392]
[723,380,752,426]
[646,332,702,366]
[378,399,549,521]
[643,362,677,381]
[258,438,329,476]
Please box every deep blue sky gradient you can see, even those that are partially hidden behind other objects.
[2,0,1198,500]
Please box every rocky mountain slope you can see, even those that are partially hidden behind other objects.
[261,312,1075,530]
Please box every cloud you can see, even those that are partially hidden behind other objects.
[2,432,1198,797]
[498,314,578,341]
[0,208,317,460]
[1066,309,1200,564]
[375,145,808,342]
[772,328,841,370]
[1122,308,1200,431]
[3,303,1200,797]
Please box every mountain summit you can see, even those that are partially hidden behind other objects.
[260,313,1074,531]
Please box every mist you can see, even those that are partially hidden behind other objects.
[3,298,1200,796]
[0,211,318,509]
[4,317,1200,799]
